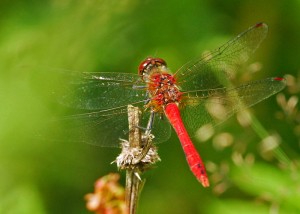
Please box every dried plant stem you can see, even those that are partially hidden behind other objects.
[126,105,143,214]
[125,169,144,214]
[115,105,160,214]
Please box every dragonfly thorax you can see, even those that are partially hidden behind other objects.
[146,71,182,112]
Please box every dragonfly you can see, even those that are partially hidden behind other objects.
[48,23,285,187]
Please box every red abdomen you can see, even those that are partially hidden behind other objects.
[164,103,209,187]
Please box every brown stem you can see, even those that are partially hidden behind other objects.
[115,105,160,214]
[125,170,144,214]
[125,105,143,214]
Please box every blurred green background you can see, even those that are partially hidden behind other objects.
[1,0,300,213]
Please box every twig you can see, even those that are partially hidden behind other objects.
[114,105,160,214]
[125,168,144,214]
[126,105,143,214]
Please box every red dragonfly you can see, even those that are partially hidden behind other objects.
[50,23,285,187]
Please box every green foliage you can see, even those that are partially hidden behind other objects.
[0,0,299,213]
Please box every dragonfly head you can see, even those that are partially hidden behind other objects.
[138,57,167,81]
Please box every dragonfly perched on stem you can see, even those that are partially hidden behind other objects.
[44,23,286,187]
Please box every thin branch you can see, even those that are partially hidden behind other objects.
[114,105,160,214]
[126,105,143,214]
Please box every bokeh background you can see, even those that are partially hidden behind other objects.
[1,0,300,213]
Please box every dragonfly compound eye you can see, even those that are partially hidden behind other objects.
[138,57,167,77]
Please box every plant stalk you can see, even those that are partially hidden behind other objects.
[125,105,143,214]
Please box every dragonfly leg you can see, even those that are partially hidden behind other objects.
[134,108,154,133]
[142,109,155,141]
[134,110,156,163]
[115,111,159,167]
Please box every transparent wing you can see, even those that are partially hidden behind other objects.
[32,67,171,147]
[40,104,171,147]
[175,23,268,91]
[56,72,146,110]
[180,77,286,134]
